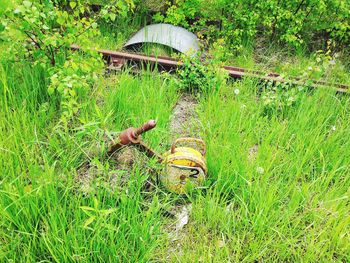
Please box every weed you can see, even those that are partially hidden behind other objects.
[177,54,227,95]
[260,80,307,118]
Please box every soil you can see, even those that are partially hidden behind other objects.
[169,94,200,139]
[161,93,201,254]
[75,131,145,193]
[76,162,96,194]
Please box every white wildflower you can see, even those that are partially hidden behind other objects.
[331,125,336,131]
[256,167,264,174]
[234,89,240,95]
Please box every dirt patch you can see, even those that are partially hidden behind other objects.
[76,162,97,194]
[170,94,201,139]
[75,130,150,193]
[111,146,138,170]
[109,146,141,184]
[160,94,203,257]
[76,145,154,194]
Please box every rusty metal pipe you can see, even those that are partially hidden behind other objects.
[134,120,156,137]
[107,120,159,157]
[135,141,164,163]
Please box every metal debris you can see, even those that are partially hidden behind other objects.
[175,205,190,232]
[124,23,200,55]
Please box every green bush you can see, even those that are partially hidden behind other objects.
[155,0,350,51]
[177,54,227,94]
[260,80,306,118]
[0,0,134,123]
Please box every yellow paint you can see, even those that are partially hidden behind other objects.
[160,139,207,194]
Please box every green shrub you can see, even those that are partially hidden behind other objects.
[0,0,134,123]
[177,54,227,94]
[260,80,306,118]
[154,0,350,51]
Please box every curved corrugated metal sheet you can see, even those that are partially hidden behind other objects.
[124,23,200,55]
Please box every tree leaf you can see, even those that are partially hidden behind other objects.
[47,86,55,95]
[23,1,32,8]
[56,16,65,26]
[69,1,76,9]
[109,13,116,22]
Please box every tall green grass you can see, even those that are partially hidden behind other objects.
[0,63,179,262]
[1,60,349,262]
[159,80,350,261]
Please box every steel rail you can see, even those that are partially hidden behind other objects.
[71,44,349,93]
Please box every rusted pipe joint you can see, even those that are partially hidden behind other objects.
[108,120,156,155]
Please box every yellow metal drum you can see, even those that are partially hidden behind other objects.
[160,138,207,194]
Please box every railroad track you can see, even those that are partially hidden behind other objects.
[71,44,349,93]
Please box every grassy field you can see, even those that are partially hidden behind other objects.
[1,52,349,262]
[1,7,350,260]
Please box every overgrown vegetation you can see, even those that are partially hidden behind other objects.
[0,0,349,261]
[151,0,350,52]
[1,0,134,123]
[176,54,227,94]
